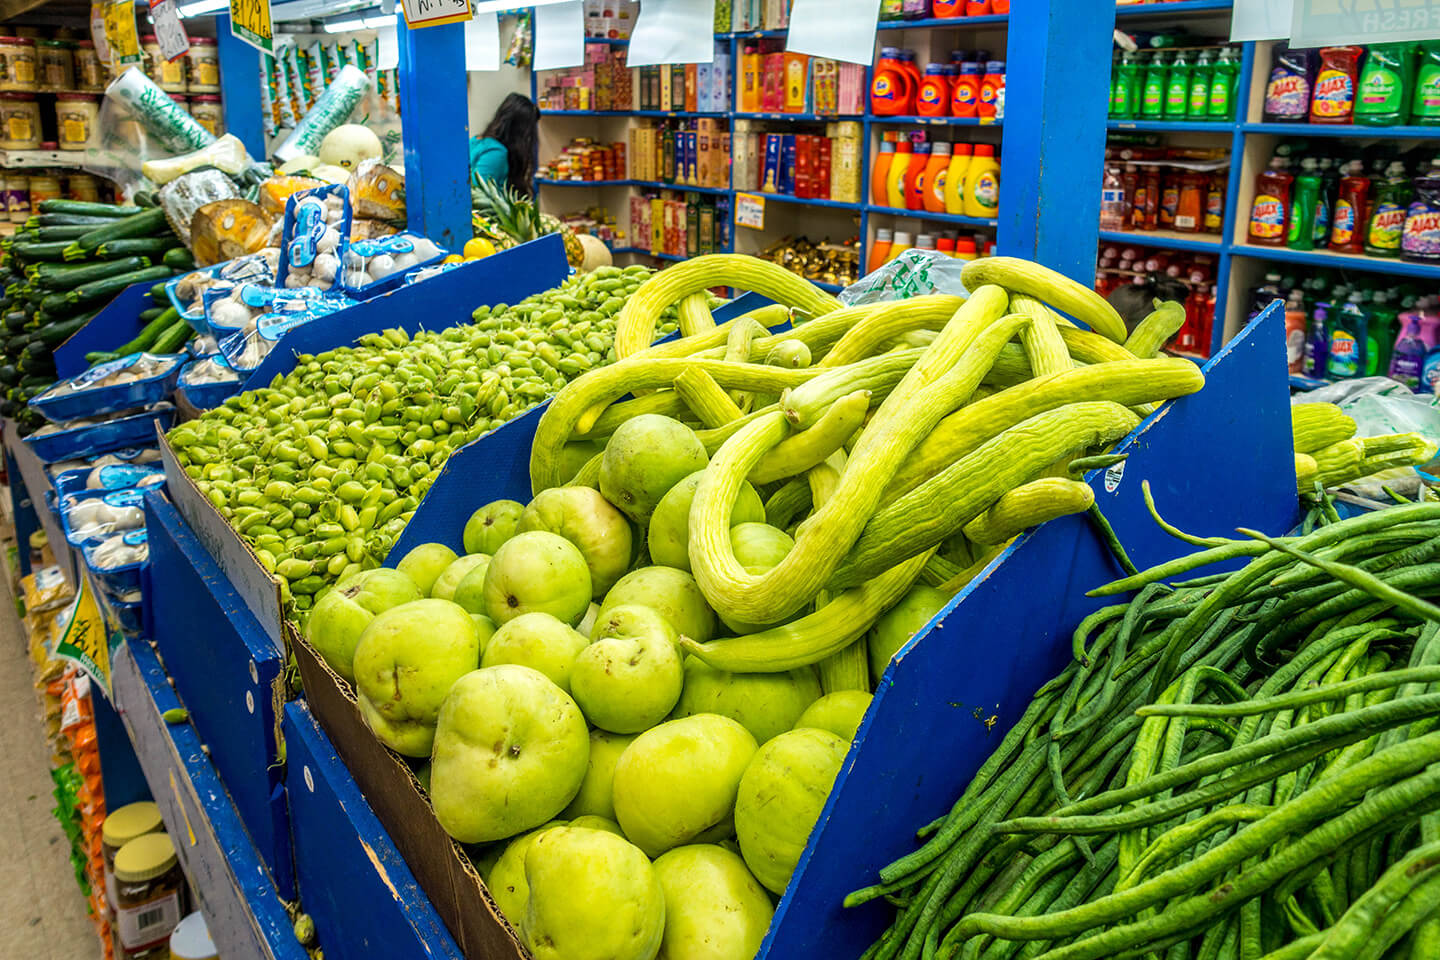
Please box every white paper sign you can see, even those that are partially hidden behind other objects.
[736,192,765,230]
[627,0,716,67]
[465,11,500,71]
[400,0,472,28]
[150,0,190,60]
[376,24,400,70]
[1291,0,1440,48]
[1230,0,1295,41]
[90,2,111,64]
[534,0,584,70]
[785,0,881,66]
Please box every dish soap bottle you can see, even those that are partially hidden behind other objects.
[1326,292,1369,380]
[1367,290,1398,376]
[1365,162,1413,257]
[1400,160,1440,264]
[1391,312,1427,388]
[1413,42,1440,126]
[1355,42,1415,126]
[1287,158,1320,250]
[1249,157,1294,246]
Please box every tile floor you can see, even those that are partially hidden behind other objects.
[0,591,105,960]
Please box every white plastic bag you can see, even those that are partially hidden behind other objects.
[838,249,970,306]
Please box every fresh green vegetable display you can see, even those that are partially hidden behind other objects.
[0,197,188,432]
[166,265,695,613]
[850,495,1440,960]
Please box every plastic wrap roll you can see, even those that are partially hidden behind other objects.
[105,69,217,154]
[273,64,371,163]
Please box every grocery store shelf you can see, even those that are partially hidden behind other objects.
[727,29,788,37]
[876,14,1009,27]
[1239,122,1440,139]
[867,204,998,227]
[537,177,631,187]
[613,246,687,262]
[1229,243,1440,280]
[539,178,730,195]
[733,112,865,122]
[540,110,728,118]
[631,179,731,195]
[1099,228,1224,252]
[761,193,863,211]
[1108,119,1235,133]
[1115,0,1233,17]
[0,148,85,168]
[869,115,1002,127]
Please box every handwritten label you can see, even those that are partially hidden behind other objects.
[400,0,472,29]
[229,0,274,54]
[104,0,143,65]
[91,2,112,64]
[735,192,765,230]
[52,575,111,695]
[150,0,190,62]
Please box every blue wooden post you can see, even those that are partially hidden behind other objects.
[215,16,266,160]
[397,19,473,252]
[998,0,1113,283]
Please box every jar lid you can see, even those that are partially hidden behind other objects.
[114,832,177,882]
[191,94,220,102]
[56,92,99,101]
[76,40,94,48]
[189,37,217,46]
[168,93,187,103]
[141,34,158,43]
[36,39,71,48]
[0,36,35,46]
[170,912,218,960]
[104,802,163,847]
[0,92,37,100]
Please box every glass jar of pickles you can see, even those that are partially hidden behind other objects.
[75,39,104,91]
[56,93,99,150]
[0,37,38,92]
[28,173,61,210]
[188,94,222,136]
[35,39,74,92]
[4,175,27,223]
[67,172,99,202]
[186,38,219,92]
[0,92,41,149]
[142,34,187,91]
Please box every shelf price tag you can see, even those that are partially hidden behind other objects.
[149,0,190,63]
[229,0,274,55]
[104,0,143,65]
[400,0,473,29]
[736,192,765,230]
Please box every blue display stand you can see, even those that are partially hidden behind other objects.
[53,280,155,380]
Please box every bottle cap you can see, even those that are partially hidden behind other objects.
[932,141,952,155]
[985,60,1005,72]
[879,141,895,152]
[956,238,978,252]
[961,61,981,73]
[896,141,913,152]
[937,237,956,252]
[953,143,973,155]
[874,228,894,242]
[916,234,936,248]
[925,64,947,75]
[894,230,913,243]
[973,144,995,157]
[880,47,899,58]
[914,142,931,153]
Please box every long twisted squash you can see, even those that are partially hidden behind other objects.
[962,257,1128,343]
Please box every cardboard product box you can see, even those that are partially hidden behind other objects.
[818,135,833,200]
[630,195,651,250]
[838,62,864,114]
[811,58,837,115]
[779,134,797,195]
[739,44,760,112]
[763,52,785,112]
[666,199,684,256]
[699,200,716,255]
[793,134,812,199]
[686,195,699,256]
[759,133,780,192]
[685,63,698,112]
[650,197,665,251]
[721,132,733,188]
[784,53,809,113]
[684,131,698,185]
[718,194,732,249]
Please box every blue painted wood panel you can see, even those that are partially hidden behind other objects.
[53,281,155,380]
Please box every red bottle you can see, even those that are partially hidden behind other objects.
[932,0,963,16]
[991,0,1009,11]
[978,60,1005,120]
[1248,159,1294,246]
[951,61,981,117]
[916,65,950,116]
[1329,170,1371,253]
[871,48,914,116]
[966,0,992,14]
[1310,46,1363,124]
[896,50,922,114]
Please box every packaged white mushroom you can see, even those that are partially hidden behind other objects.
[341,233,445,296]
[180,355,241,386]
[37,353,181,398]
[218,296,352,371]
[87,530,150,570]
[168,249,279,319]
[278,183,352,292]
[62,488,148,545]
[203,281,326,332]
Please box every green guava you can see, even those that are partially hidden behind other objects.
[480,612,591,694]
[431,553,491,601]
[647,470,765,573]
[570,604,683,733]
[867,584,949,684]
[570,815,623,835]
[463,499,525,555]
[734,727,847,894]
[653,844,774,960]
[451,562,496,615]
[395,542,458,597]
[430,664,589,844]
[598,566,716,643]
[671,658,822,745]
[483,531,593,626]
[486,821,565,927]
[469,614,497,656]
[521,826,665,960]
[611,714,758,858]
[518,486,634,598]
[718,521,796,633]
[352,598,481,757]
[795,691,873,742]
[304,568,421,682]
[599,414,709,524]
[562,729,637,821]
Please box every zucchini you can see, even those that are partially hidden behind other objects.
[95,237,180,259]
[16,352,55,376]
[72,207,170,255]
[151,316,193,353]
[110,306,179,356]
[31,256,151,292]
[138,306,164,322]
[150,280,169,304]
[38,200,143,218]
[19,374,55,392]
[12,240,75,263]
[163,247,196,270]
[64,265,173,305]
[26,213,129,229]
[33,311,96,348]
[33,224,100,243]
[0,364,17,385]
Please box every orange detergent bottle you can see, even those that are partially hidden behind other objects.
[950,61,982,117]
[871,48,914,115]
[917,65,950,116]
[871,139,895,205]
[925,141,952,212]
[907,142,932,209]
[885,140,913,209]
[868,228,893,273]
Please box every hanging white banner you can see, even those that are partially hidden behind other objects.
[1292,0,1440,49]
[465,11,500,70]
[376,24,400,69]
[534,0,584,70]
[627,0,716,67]
[785,0,881,66]
[1230,0,1295,41]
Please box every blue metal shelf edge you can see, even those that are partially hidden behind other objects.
[867,204,998,227]
[111,639,307,960]
[537,178,631,187]
[541,109,729,118]
[869,115,1002,126]
[1115,0,1233,15]
[1241,121,1440,139]
[760,193,863,211]
[1228,243,1440,280]
[1108,118,1236,132]
[733,112,865,122]
[1098,229,1224,252]
[876,14,1009,27]
[613,247,688,261]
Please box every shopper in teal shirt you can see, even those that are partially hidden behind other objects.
[469,93,541,195]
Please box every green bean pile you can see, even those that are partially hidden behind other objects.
[166,264,697,615]
[850,496,1440,960]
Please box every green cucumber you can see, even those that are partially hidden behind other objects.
[150,280,170,304]
[63,265,173,305]
[151,316,193,354]
[37,200,143,218]
[110,306,179,356]
[33,311,96,348]
[138,306,163,322]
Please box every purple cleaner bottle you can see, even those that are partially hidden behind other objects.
[1391,315,1427,389]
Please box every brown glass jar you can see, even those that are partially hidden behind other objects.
[75,39,104,90]
[113,832,185,960]
[35,39,74,92]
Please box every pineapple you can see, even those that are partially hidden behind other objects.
[471,179,584,267]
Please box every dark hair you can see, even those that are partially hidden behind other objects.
[483,93,540,196]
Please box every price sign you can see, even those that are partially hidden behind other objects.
[52,577,111,696]
[150,0,190,62]
[400,0,472,29]
[90,1,112,64]
[104,0,143,65]
[229,0,274,54]
[735,192,766,230]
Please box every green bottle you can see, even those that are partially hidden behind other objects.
[1188,50,1214,119]
[1109,52,1123,118]
[1141,52,1168,119]
[1165,49,1192,119]
[1355,43,1415,126]
[1288,158,1321,251]
[1413,42,1440,125]
[1207,47,1240,120]
[1118,52,1142,119]
[1367,291,1398,375]
[1364,163,1412,257]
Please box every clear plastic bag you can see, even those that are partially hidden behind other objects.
[838,249,971,306]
